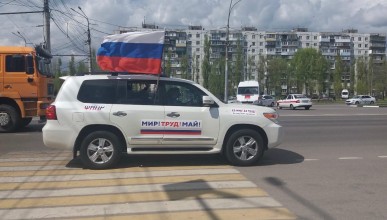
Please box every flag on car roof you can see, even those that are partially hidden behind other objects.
[96,31,165,74]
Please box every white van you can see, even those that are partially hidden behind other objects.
[341,89,349,99]
[237,81,260,104]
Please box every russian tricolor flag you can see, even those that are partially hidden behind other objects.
[96,31,165,74]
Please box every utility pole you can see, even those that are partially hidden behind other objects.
[72,7,92,72]
[224,0,242,103]
[44,0,51,52]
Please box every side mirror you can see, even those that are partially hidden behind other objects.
[203,96,215,107]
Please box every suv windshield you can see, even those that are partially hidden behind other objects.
[238,87,259,94]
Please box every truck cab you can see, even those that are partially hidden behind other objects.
[0,46,54,132]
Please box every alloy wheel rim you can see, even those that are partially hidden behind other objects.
[87,138,114,164]
[233,136,258,161]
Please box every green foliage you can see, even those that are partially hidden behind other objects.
[180,54,189,80]
[356,57,368,94]
[291,48,328,94]
[165,50,172,77]
[267,57,288,95]
[68,55,76,76]
[333,56,344,98]
[208,58,225,100]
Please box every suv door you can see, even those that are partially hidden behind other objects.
[109,79,165,146]
[161,81,220,147]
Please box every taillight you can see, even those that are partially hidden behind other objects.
[46,105,57,120]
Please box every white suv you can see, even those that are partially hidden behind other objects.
[43,74,283,169]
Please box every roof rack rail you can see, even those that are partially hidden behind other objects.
[75,71,168,77]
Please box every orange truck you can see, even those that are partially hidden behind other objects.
[0,46,54,132]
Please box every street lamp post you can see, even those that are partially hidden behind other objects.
[224,0,242,103]
[71,7,92,72]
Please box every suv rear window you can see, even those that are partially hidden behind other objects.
[77,80,118,104]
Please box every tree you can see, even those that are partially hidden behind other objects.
[201,35,211,88]
[267,57,288,95]
[208,58,225,99]
[333,55,344,99]
[229,38,244,96]
[77,61,88,74]
[53,58,63,95]
[257,55,267,93]
[68,55,76,76]
[165,50,172,77]
[180,54,189,79]
[291,48,327,95]
[356,57,368,94]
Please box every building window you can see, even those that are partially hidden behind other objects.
[196,55,200,59]
[196,33,200,38]
[358,44,361,48]
[252,49,255,53]
[365,44,368,48]
[252,35,255,39]
[196,48,200,52]
[314,36,317,40]
[259,42,263,46]
[259,49,263,53]
[314,43,317,46]
[358,37,361,41]
[252,42,256,46]
[299,36,303,40]
[306,36,310,40]
[196,41,200,45]
[365,37,368,41]
[306,43,310,47]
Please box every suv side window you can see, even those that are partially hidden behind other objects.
[163,82,206,107]
[117,80,159,105]
[77,79,118,104]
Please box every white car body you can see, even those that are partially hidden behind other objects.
[43,74,283,168]
[277,94,312,110]
[236,81,260,104]
[345,95,376,105]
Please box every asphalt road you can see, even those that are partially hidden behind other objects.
[0,104,386,219]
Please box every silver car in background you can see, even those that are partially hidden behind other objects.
[254,95,276,107]
[345,95,376,105]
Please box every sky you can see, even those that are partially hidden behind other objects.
[1,0,387,60]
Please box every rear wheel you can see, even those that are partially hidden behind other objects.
[355,101,359,105]
[370,101,374,105]
[290,104,296,110]
[224,129,264,166]
[305,106,310,110]
[270,102,274,107]
[0,105,21,133]
[80,131,122,169]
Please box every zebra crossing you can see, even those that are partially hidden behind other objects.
[0,151,296,219]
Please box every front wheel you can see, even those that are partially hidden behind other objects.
[305,106,310,110]
[0,105,21,133]
[224,129,264,166]
[80,131,122,169]
[290,104,296,110]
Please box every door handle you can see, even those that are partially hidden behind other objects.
[167,112,180,118]
[112,111,127,117]
[4,84,12,89]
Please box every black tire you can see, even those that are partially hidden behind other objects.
[224,129,264,166]
[270,102,274,107]
[290,104,296,110]
[80,131,122,169]
[21,118,33,127]
[305,106,310,110]
[355,101,359,105]
[0,105,21,133]
[370,101,374,105]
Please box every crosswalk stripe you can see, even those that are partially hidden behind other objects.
[0,187,267,209]
[0,180,257,199]
[0,173,245,191]
[0,168,239,183]
[0,165,231,177]
[0,197,283,219]
[63,208,296,220]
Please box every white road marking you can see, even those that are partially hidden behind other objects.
[0,197,282,220]
[377,156,387,158]
[338,157,363,160]
[304,159,319,161]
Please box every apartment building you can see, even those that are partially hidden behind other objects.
[115,25,386,96]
